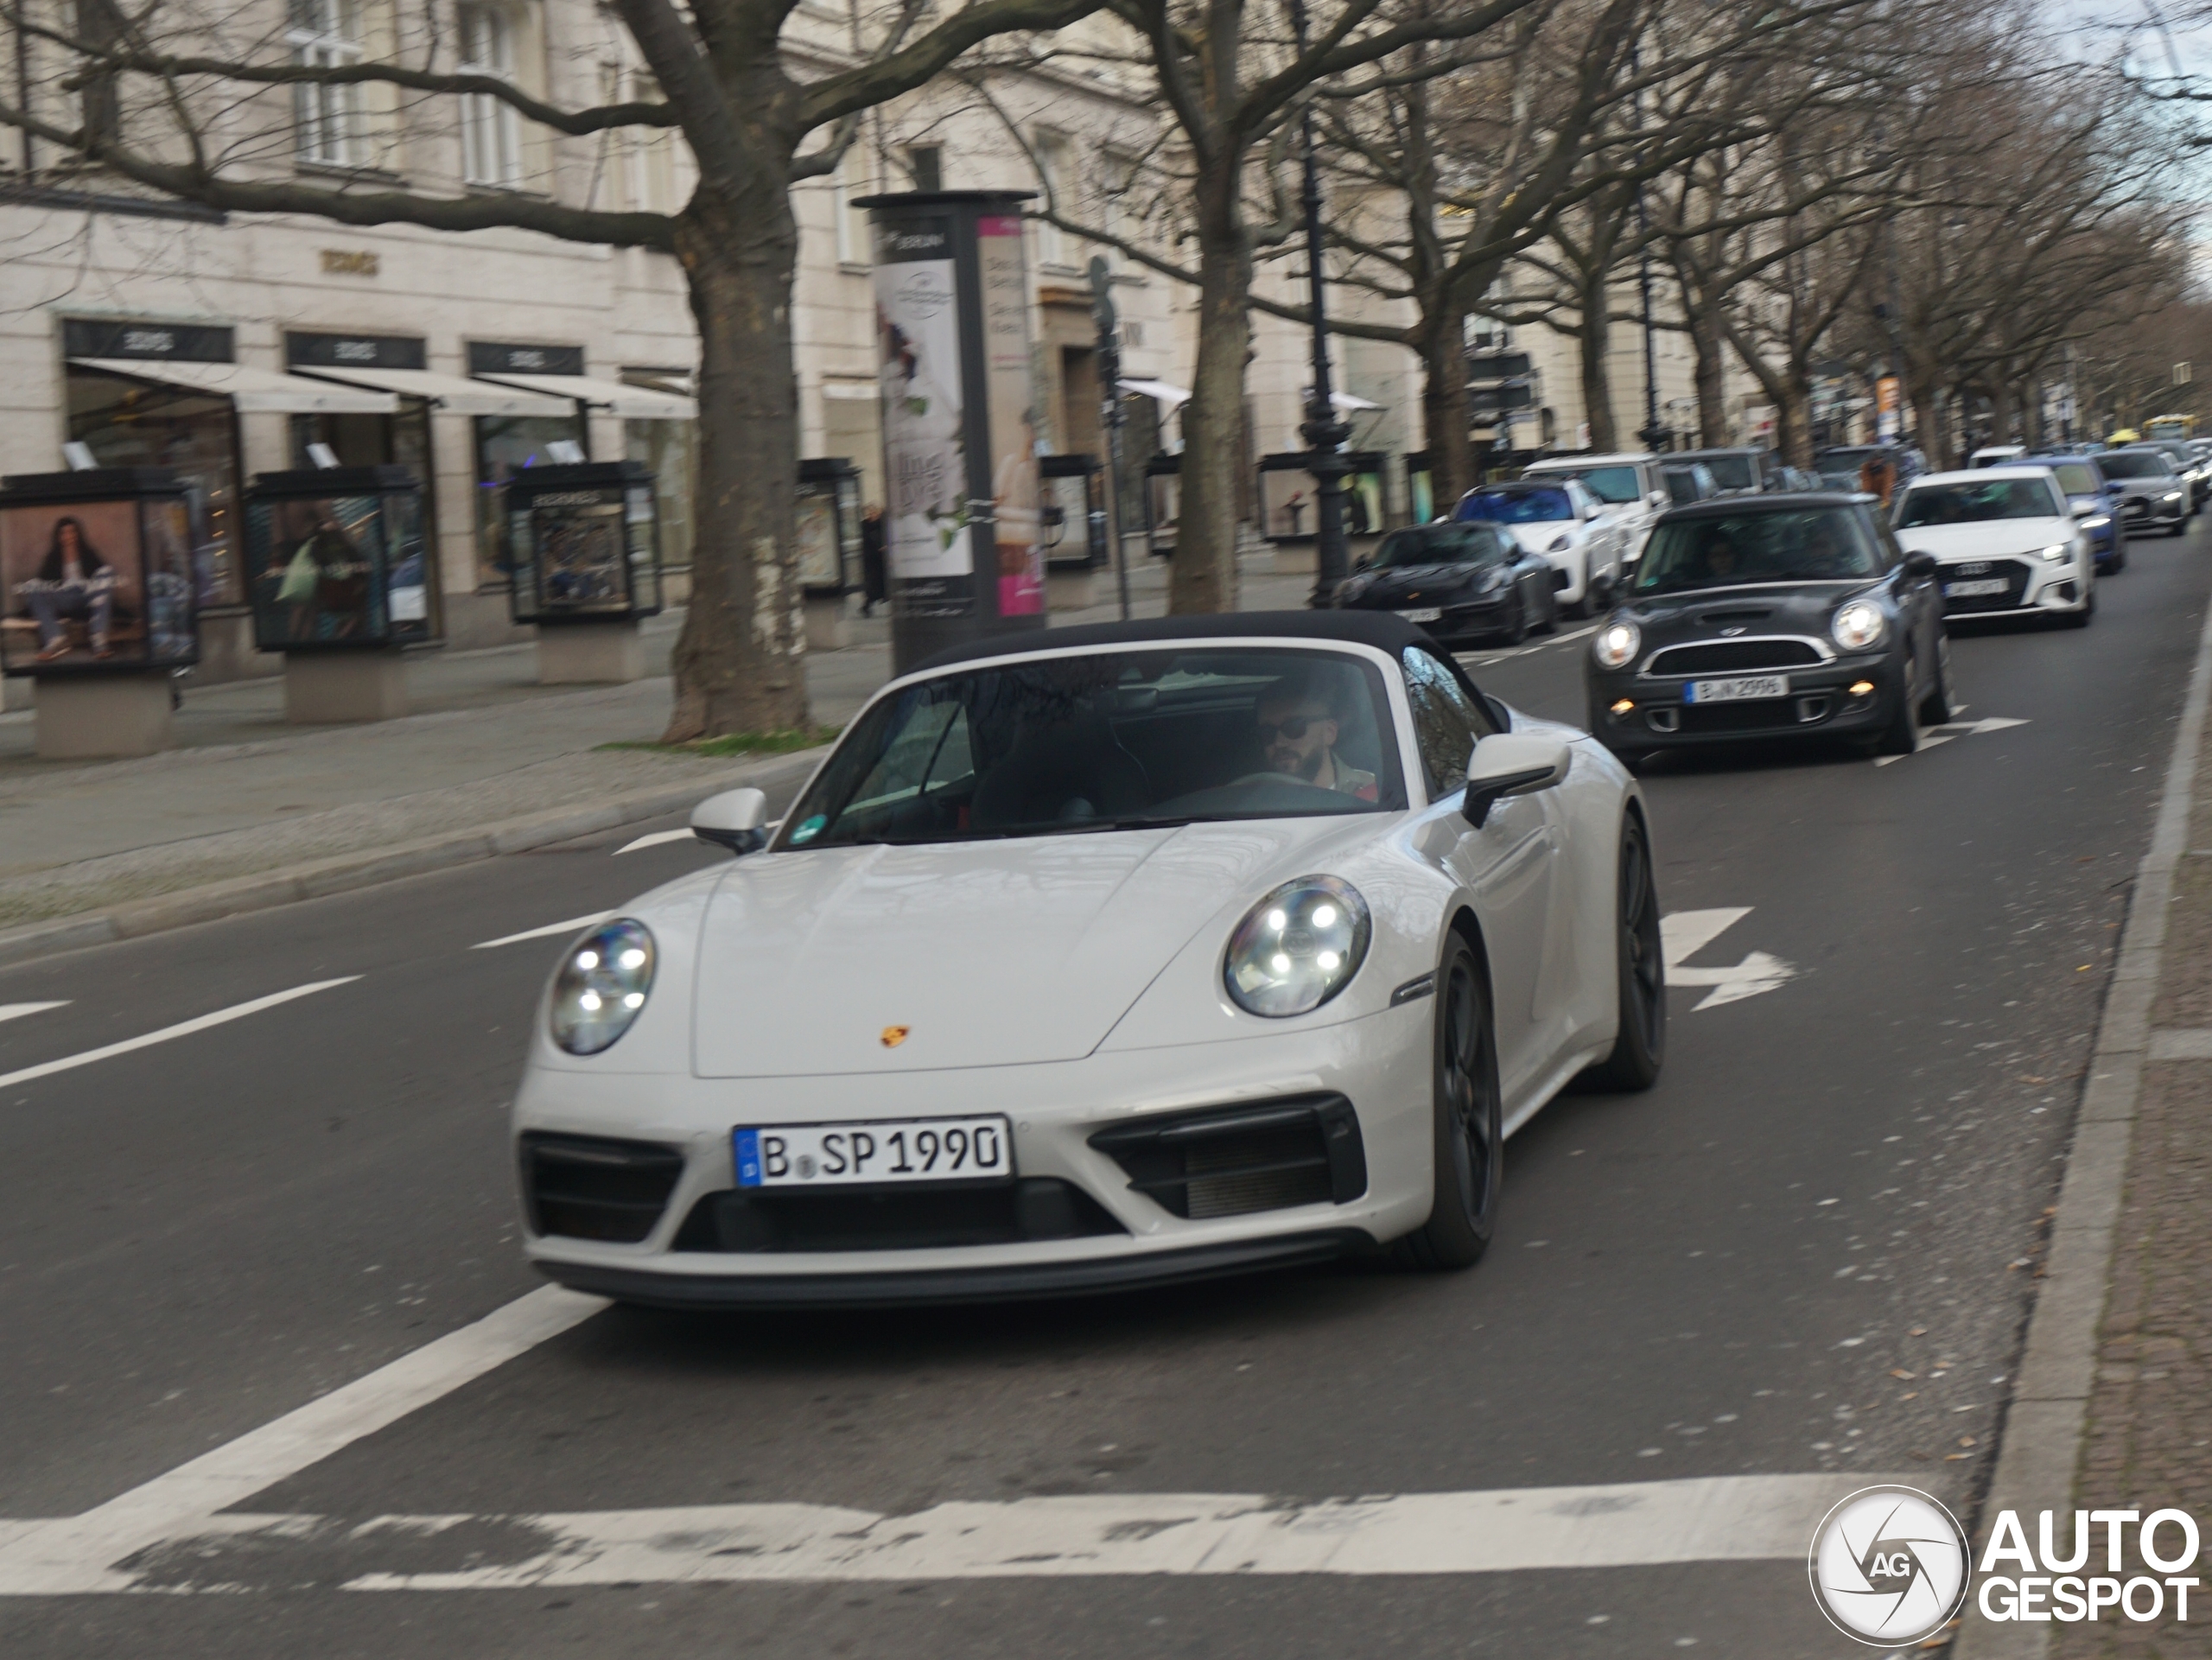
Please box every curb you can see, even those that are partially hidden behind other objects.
[1949,592,2212,1659]
[0,747,827,971]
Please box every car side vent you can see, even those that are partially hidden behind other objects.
[1089,1095,1367,1220]
[520,1132,685,1243]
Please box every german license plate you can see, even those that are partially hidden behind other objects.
[734,1116,1014,1188]
[1684,675,1787,703]
[1396,607,1443,623]
[1944,578,2009,598]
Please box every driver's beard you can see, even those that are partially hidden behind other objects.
[1272,746,1325,783]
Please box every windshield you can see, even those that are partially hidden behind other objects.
[1457,487,1572,524]
[1539,465,1639,504]
[1896,480,2061,526]
[1664,471,1704,504]
[1630,508,1883,595]
[781,648,1408,849]
[2049,462,2101,496]
[2098,452,2173,480]
[1373,524,1508,567]
[1701,455,1757,489]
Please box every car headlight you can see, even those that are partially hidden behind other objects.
[1548,533,1572,553]
[2038,543,2071,562]
[1333,575,1371,605]
[1831,600,1886,652]
[550,919,656,1054]
[2081,514,2110,529]
[2165,492,2185,505]
[1223,876,1370,1018]
[1593,619,1640,669]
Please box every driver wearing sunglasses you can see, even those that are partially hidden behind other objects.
[1253,673,1378,801]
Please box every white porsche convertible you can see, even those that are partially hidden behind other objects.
[512,615,1662,1306]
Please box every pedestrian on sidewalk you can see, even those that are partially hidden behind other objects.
[860,503,887,618]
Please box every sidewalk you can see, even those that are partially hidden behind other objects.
[0,552,1316,952]
[1963,603,2212,1658]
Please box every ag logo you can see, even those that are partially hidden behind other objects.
[880,1026,911,1048]
[1808,1485,1970,1645]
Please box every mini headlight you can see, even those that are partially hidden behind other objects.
[1224,876,1370,1018]
[1831,599,1886,652]
[2038,543,2071,562]
[550,919,656,1054]
[1593,619,1641,669]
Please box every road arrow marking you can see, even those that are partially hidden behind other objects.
[613,828,694,855]
[1662,908,1797,1010]
[0,1002,67,1026]
[1872,716,2029,765]
[0,982,357,1093]
[472,913,612,950]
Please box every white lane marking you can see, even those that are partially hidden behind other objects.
[3,1473,1902,1593]
[1456,623,1600,668]
[613,828,694,855]
[1872,716,2030,766]
[471,913,612,950]
[0,1002,67,1025]
[0,981,359,1094]
[1662,908,1796,1010]
[0,1286,606,1594]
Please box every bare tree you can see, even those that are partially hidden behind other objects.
[0,0,1099,738]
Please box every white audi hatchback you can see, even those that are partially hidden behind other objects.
[1892,467,2095,627]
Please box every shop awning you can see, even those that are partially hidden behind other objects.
[289,365,576,417]
[1332,391,1386,412]
[1121,378,1193,410]
[474,372,697,421]
[69,358,398,414]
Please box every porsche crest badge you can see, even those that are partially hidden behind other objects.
[880,1026,911,1048]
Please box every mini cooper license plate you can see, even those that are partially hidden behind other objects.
[1943,578,2009,598]
[1396,607,1443,623]
[734,1116,1014,1188]
[1684,675,1787,703]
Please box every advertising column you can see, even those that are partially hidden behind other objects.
[858,190,1044,674]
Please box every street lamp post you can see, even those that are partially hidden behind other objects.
[1287,0,1352,606]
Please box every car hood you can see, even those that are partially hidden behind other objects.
[1354,562,1494,601]
[690,817,1380,1077]
[1618,579,1873,638]
[1892,521,2070,562]
[1497,523,1575,557]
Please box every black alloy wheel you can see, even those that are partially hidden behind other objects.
[1581,814,1666,1092]
[1917,633,1955,726]
[2108,529,2127,573]
[1501,592,1530,646]
[1866,656,1922,756]
[1397,934,1502,1269]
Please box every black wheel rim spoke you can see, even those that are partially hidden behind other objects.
[1442,963,1494,1230]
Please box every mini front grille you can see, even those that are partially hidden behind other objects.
[1647,639,1823,677]
[671,1178,1124,1253]
[1089,1095,1367,1220]
[521,1133,685,1243]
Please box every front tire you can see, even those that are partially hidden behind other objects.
[2060,586,2094,628]
[1397,935,1501,1270]
[1917,633,1955,726]
[1870,661,1923,755]
[1581,814,1666,1092]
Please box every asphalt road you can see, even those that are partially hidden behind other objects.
[3,522,2207,1657]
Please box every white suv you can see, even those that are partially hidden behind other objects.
[1521,452,1669,573]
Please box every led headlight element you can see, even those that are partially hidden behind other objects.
[2038,543,2071,562]
[1592,619,1640,669]
[1224,876,1371,1017]
[1831,600,1886,652]
[550,918,656,1054]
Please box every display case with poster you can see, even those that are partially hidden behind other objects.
[1039,454,1107,569]
[796,458,862,596]
[0,467,198,677]
[1144,452,1179,557]
[242,466,430,651]
[1404,452,1436,526]
[505,461,663,624]
[1258,450,1389,541]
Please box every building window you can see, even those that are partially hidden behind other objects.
[77,0,125,148]
[1033,130,1071,269]
[907,144,942,193]
[833,149,868,265]
[289,0,365,169]
[459,3,523,188]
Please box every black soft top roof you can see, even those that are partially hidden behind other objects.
[1652,491,1866,524]
[908,609,1436,675]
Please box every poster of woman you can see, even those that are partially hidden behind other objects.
[874,214,973,618]
[1,499,141,673]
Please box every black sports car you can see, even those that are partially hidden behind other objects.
[1329,521,1560,646]
[1584,493,1951,764]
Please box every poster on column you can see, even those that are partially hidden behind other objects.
[874,213,973,618]
[978,214,1042,617]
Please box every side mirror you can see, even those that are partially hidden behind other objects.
[1902,550,1938,579]
[2070,500,2096,518]
[692,786,771,855]
[1649,491,1670,510]
[1352,554,1371,572]
[1587,572,1617,609]
[1460,734,1572,827]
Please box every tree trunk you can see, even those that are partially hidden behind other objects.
[1578,270,1616,451]
[1688,298,1727,448]
[1911,389,1942,466]
[1173,157,1249,614]
[1420,312,1472,509]
[1989,378,2015,451]
[663,194,809,740]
